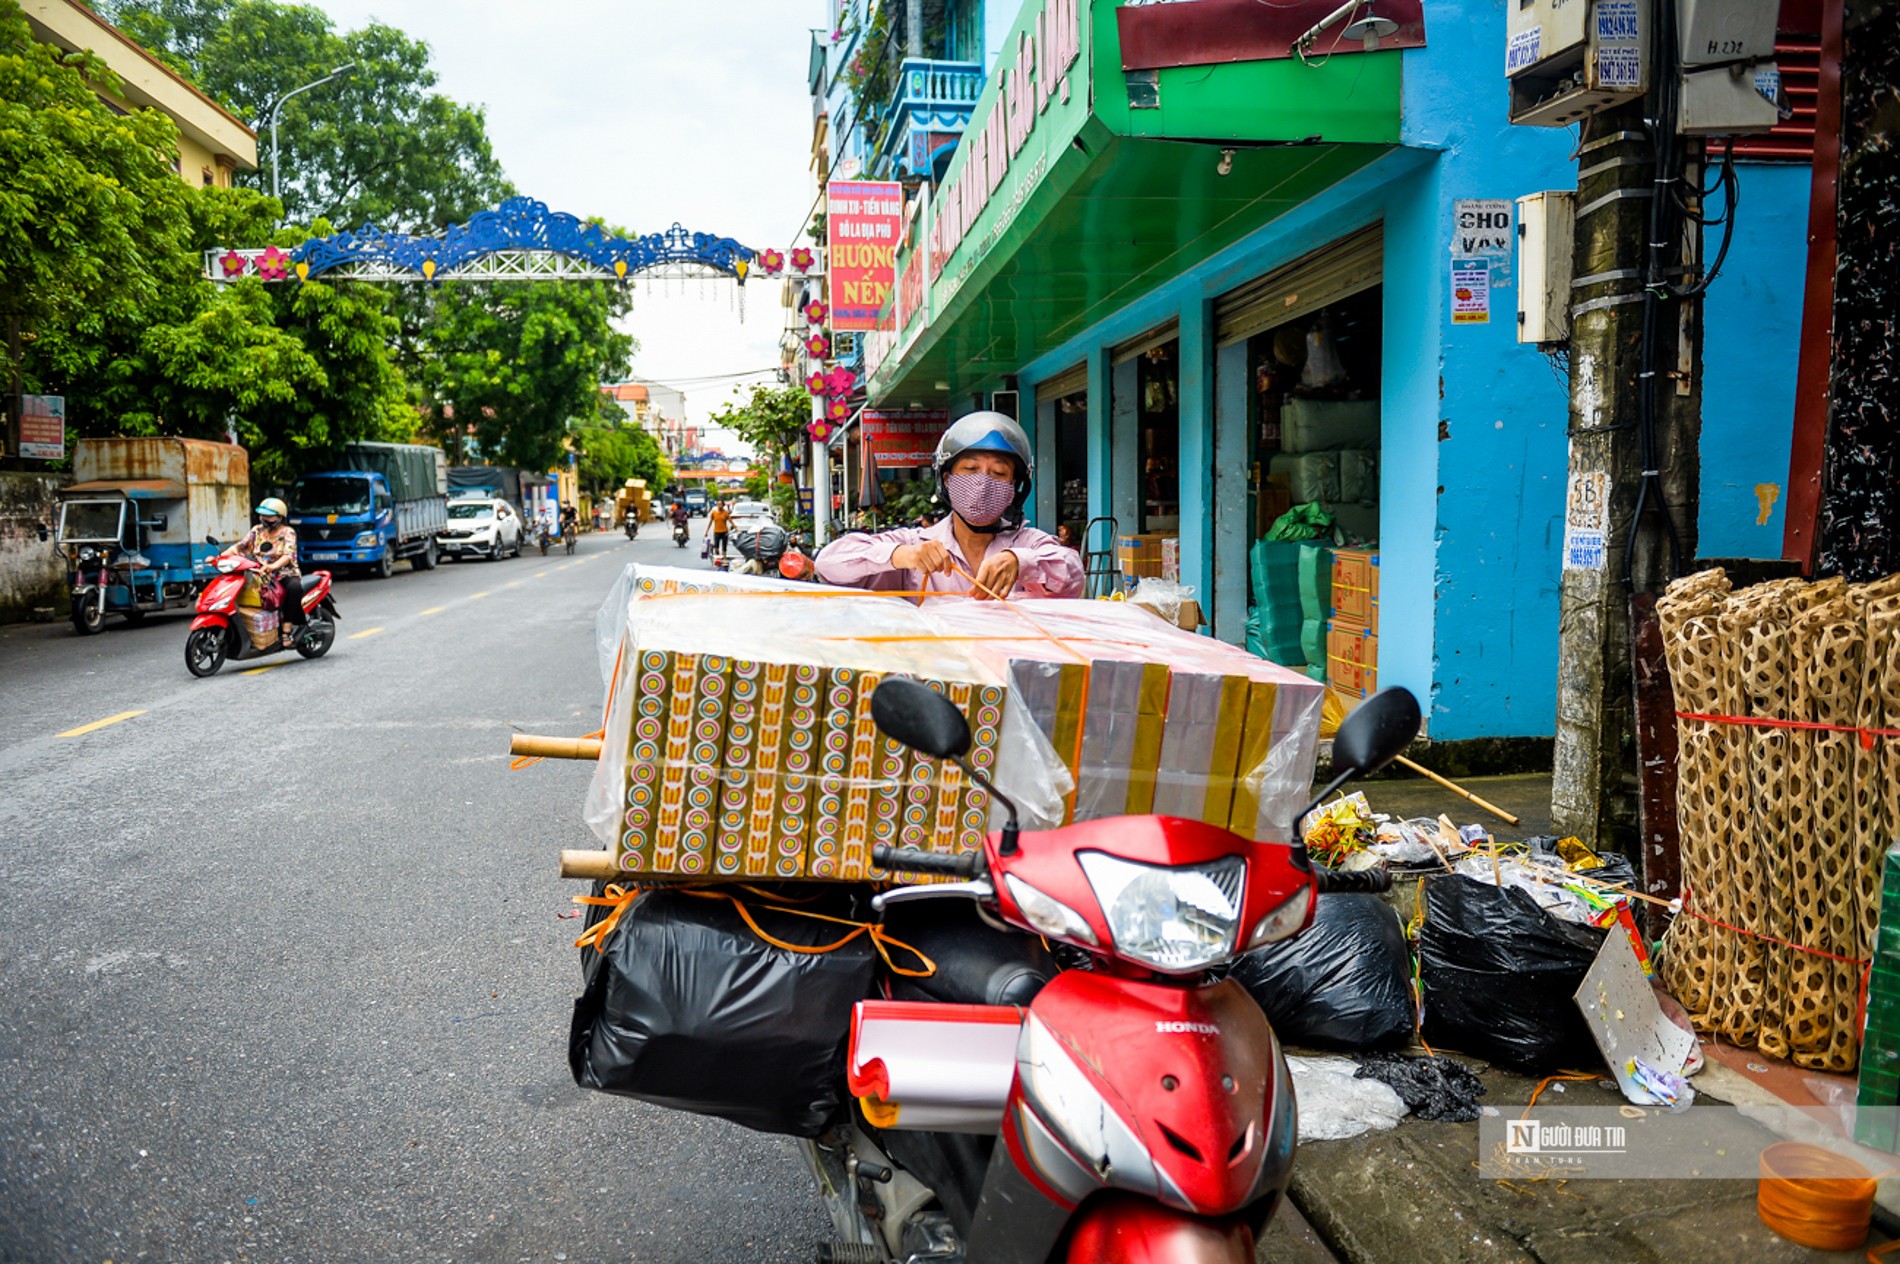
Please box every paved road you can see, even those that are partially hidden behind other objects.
[0,523,828,1262]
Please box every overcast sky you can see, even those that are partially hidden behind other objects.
[310,0,820,438]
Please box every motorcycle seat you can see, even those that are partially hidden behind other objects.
[880,902,1055,1008]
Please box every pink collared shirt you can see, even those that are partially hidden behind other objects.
[815,516,1084,600]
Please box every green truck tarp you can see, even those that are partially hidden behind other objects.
[339,443,446,503]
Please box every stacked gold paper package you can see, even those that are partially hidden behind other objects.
[587,568,1323,881]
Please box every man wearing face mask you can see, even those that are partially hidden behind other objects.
[816,412,1082,601]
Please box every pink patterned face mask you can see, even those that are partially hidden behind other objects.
[944,472,1016,526]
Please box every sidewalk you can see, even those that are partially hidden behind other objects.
[1285,768,1893,1262]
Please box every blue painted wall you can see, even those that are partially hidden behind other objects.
[1697,161,1810,559]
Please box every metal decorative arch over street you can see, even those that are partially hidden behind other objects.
[205,197,770,286]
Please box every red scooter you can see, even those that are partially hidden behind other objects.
[806,679,1419,1263]
[184,554,338,677]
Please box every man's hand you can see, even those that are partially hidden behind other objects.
[892,541,954,576]
[970,549,1020,601]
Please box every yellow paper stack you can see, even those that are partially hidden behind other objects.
[589,568,1325,881]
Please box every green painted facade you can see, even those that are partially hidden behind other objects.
[867,0,1402,406]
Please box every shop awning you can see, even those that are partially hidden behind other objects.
[863,0,1402,406]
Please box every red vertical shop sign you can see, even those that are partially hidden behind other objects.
[860,410,950,468]
[827,181,904,331]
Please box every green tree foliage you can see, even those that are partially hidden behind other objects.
[576,422,672,499]
[418,281,633,472]
[0,4,195,374]
[104,0,511,229]
[710,383,814,532]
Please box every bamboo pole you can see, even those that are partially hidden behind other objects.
[1395,754,1522,826]
[511,734,603,761]
[561,849,617,880]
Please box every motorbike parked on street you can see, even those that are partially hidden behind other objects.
[794,680,1418,1263]
[183,554,337,677]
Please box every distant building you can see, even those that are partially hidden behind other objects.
[601,378,692,458]
[23,0,258,189]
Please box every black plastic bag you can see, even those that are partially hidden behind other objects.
[569,888,876,1136]
[1417,875,1605,1072]
[1228,893,1415,1052]
[1521,834,1638,887]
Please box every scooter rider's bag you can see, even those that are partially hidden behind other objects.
[569,887,877,1137]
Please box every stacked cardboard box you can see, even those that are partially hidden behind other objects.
[1117,532,1175,586]
[589,570,1328,880]
[1326,549,1380,700]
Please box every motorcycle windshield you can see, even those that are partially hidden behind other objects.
[292,475,373,516]
[59,499,125,544]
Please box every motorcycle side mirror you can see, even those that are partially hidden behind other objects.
[205,535,219,545]
[145,513,169,532]
[871,677,1022,854]
[1290,687,1421,867]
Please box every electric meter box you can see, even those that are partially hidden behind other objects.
[1679,61,1782,134]
[1676,0,1779,67]
[1517,190,1576,346]
[1506,0,1650,129]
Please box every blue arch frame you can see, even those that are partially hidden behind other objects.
[293,197,757,282]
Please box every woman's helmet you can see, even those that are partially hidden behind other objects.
[255,497,288,519]
[932,411,1033,529]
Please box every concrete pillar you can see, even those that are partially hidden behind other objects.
[1213,338,1251,644]
[1111,356,1140,533]
[1034,394,1058,531]
[1086,346,1113,527]
[1177,299,1216,631]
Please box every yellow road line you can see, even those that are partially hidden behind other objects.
[348,626,385,640]
[469,591,490,600]
[504,581,520,589]
[239,662,284,676]
[533,571,548,578]
[419,606,444,616]
[58,710,146,738]
[553,564,570,572]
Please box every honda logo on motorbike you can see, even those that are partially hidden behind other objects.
[1154,1021,1220,1036]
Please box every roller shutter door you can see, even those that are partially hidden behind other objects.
[1215,225,1384,348]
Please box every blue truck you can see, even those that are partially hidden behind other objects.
[289,442,449,577]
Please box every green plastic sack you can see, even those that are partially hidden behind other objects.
[1265,503,1336,542]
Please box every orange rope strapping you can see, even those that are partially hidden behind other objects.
[1521,1072,1602,1119]
[1676,709,1900,752]
[572,883,938,978]
[510,728,604,770]
[1757,1143,1883,1253]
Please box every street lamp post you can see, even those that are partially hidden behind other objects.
[266,63,357,208]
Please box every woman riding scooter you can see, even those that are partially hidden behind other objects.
[815,412,1082,601]
[221,497,306,646]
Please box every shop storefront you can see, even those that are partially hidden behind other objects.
[861,0,1813,745]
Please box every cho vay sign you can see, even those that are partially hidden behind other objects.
[826,181,904,331]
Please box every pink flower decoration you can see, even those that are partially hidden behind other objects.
[755,248,784,275]
[806,334,831,359]
[805,371,830,395]
[805,301,829,324]
[827,397,851,420]
[827,368,857,397]
[808,419,833,442]
[219,250,248,278]
[790,246,815,271]
[255,246,290,282]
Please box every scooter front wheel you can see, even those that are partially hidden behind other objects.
[185,627,228,677]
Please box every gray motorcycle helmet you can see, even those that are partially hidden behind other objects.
[933,410,1034,530]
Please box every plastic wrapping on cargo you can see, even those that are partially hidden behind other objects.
[585,567,1073,881]
[586,568,1326,881]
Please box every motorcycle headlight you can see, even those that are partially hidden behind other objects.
[1002,874,1098,947]
[354,531,380,546]
[1244,886,1314,950]
[1077,853,1245,973]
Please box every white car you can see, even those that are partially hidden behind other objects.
[727,499,776,530]
[440,497,523,561]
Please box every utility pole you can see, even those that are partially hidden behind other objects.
[1549,109,1705,853]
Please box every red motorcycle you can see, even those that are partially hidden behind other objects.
[184,554,338,677]
[806,679,1419,1263]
